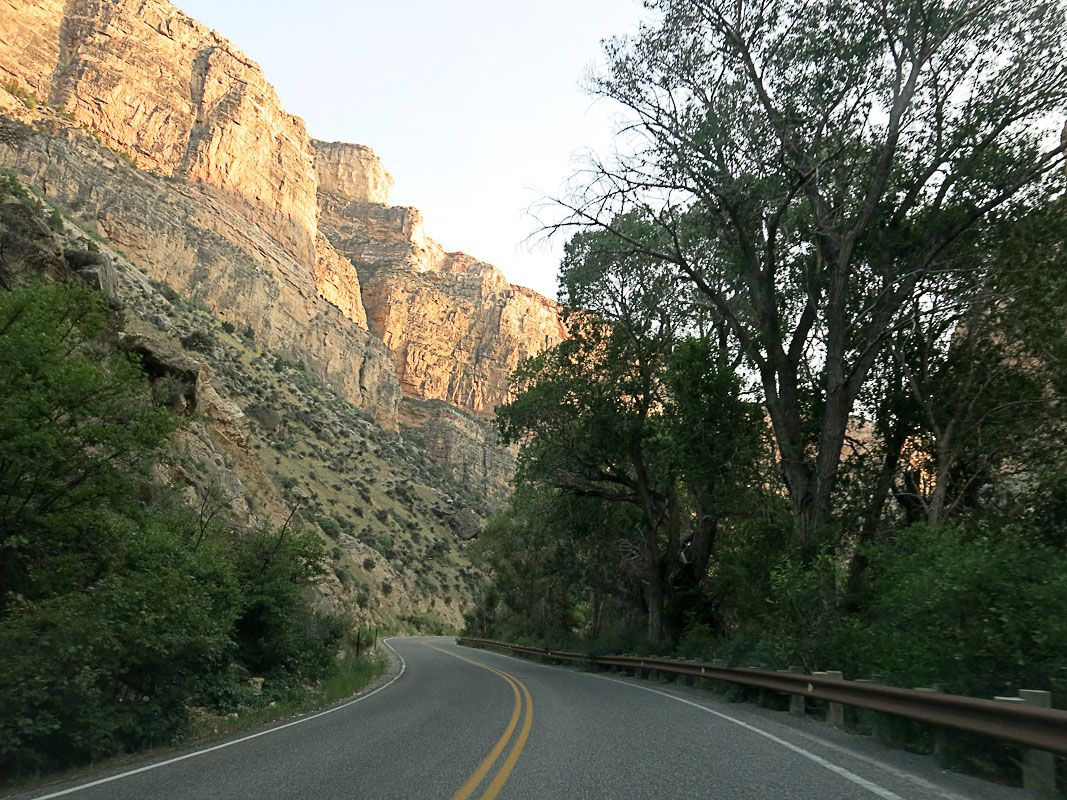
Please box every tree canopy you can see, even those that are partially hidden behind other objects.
[549,0,1067,542]
[469,10,1067,768]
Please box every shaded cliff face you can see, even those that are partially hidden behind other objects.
[399,398,516,509]
[318,198,567,413]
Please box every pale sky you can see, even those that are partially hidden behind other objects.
[174,0,648,299]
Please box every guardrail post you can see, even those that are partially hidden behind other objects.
[1020,690,1056,797]
[826,671,845,729]
[915,687,949,758]
[711,659,726,694]
[811,671,828,718]
[682,660,697,687]
[694,663,709,690]
[778,667,805,716]
[789,666,806,717]
[854,675,888,741]
[997,691,1057,797]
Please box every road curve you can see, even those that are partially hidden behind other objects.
[11,637,1026,800]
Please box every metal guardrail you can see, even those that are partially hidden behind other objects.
[458,637,1067,756]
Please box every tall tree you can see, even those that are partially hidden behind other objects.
[551,0,1067,543]
[498,229,760,640]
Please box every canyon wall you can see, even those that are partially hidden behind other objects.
[0,116,402,425]
[318,198,567,414]
[0,0,565,482]
[313,139,394,206]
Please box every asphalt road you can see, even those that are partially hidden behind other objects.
[12,637,1028,800]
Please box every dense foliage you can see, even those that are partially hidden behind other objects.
[466,1,1067,755]
[0,280,347,779]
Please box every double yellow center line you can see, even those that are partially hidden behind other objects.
[427,645,533,800]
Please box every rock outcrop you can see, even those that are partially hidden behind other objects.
[399,398,516,511]
[0,116,402,426]
[0,0,401,425]
[318,199,567,413]
[313,139,393,205]
[1,0,318,259]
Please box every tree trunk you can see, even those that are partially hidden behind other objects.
[845,428,907,610]
[645,573,665,642]
[590,589,603,639]
[927,427,956,526]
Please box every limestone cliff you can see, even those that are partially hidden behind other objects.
[0,0,566,493]
[0,0,398,424]
[318,199,567,414]
[0,0,317,258]
[313,139,394,205]
[399,398,516,509]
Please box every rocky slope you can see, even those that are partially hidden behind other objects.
[0,0,568,626]
[0,180,484,629]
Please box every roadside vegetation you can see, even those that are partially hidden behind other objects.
[465,0,1067,785]
[0,277,372,781]
[0,183,394,786]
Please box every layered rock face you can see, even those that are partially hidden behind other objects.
[313,139,394,205]
[0,119,402,424]
[0,0,399,424]
[0,0,565,452]
[399,399,516,510]
[318,199,567,413]
[0,0,317,259]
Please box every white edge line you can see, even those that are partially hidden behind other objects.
[31,639,408,799]
[600,677,905,800]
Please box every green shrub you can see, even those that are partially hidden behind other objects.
[1,79,37,109]
[149,278,183,307]
[843,524,1067,698]
[0,281,352,781]
[180,329,218,353]
[317,515,342,540]
[63,248,105,269]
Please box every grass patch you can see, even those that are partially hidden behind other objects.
[2,79,38,109]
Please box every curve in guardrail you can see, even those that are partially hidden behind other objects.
[458,636,1067,757]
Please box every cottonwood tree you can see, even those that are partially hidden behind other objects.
[549,0,1067,544]
[498,230,760,641]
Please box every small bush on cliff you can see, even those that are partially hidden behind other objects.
[148,277,184,307]
[180,328,218,353]
[1,79,38,109]
[62,247,105,269]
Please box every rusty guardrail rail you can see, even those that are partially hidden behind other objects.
[458,637,1067,757]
